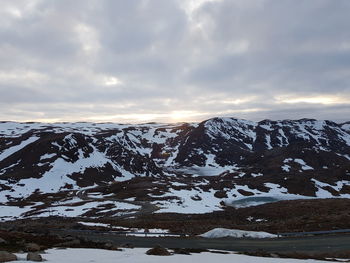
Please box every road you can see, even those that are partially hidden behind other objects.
[54,230,350,253]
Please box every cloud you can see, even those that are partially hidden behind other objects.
[0,0,349,123]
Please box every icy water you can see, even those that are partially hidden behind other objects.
[230,196,281,208]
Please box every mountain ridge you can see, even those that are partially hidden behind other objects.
[0,117,349,220]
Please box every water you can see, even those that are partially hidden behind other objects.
[229,196,282,208]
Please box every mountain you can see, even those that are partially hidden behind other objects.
[0,117,349,220]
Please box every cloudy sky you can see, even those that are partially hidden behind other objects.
[1,0,349,123]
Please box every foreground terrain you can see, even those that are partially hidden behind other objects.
[13,247,346,263]
[1,227,350,261]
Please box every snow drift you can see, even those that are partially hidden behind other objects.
[199,228,277,239]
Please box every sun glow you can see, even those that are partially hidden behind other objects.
[276,95,349,105]
[169,110,203,122]
[103,76,122,86]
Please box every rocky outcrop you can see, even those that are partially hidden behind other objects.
[146,246,171,256]
[26,252,43,262]
[25,243,41,252]
[0,251,17,262]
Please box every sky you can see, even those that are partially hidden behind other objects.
[0,0,349,123]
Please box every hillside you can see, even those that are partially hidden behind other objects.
[0,117,349,220]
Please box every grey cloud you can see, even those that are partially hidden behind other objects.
[0,0,349,122]
[187,0,350,94]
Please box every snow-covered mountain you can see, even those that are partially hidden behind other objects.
[0,117,350,220]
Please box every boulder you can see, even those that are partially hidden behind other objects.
[0,251,17,262]
[146,246,171,256]
[25,243,41,252]
[27,252,43,262]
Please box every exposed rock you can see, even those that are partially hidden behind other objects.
[25,243,41,252]
[103,242,112,249]
[270,253,280,258]
[103,243,122,251]
[214,190,228,198]
[56,239,81,247]
[0,251,17,262]
[120,243,134,248]
[102,242,121,251]
[146,245,171,256]
[172,248,191,255]
[26,252,43,262]
[110,246,122,251]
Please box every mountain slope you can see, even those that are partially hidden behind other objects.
[0,118,349,220]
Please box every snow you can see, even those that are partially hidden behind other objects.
[41,200,140,218]
[155,181,304,213]
[0,122,137,137]
[204,118,257,150]
[338,130,350,146]
[0,197,141,220]
[171,182,188,187]
[154,188,223,214]
[312,179,350,198]
[7,144,118,196]
[294,122,323,142]
[281,164,291,172]
[132,228,169,234]
[47,145,112,175]
[0,136,39,161]
[265,135,272,149]
[78,221,111,228]
[77,222,170,234]
[342,123,350,131]
[1,119,350,218]
[0,205,33,221]
[278,129,289,146]
[200,228,277,239]
[264,183,288,194]
[40,153,56,160]
[294,159,314,170]
[176,164,237,177]
[174,152,238,177]
[86,192,115,198]
[14,248,331,263]
[283,158,314,171]
[260,124,274,131]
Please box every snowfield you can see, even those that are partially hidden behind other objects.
[200,228,277,239]
[14,248,331,263]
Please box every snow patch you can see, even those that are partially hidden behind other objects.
[294,159,314,170]
[200,228,277,239]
